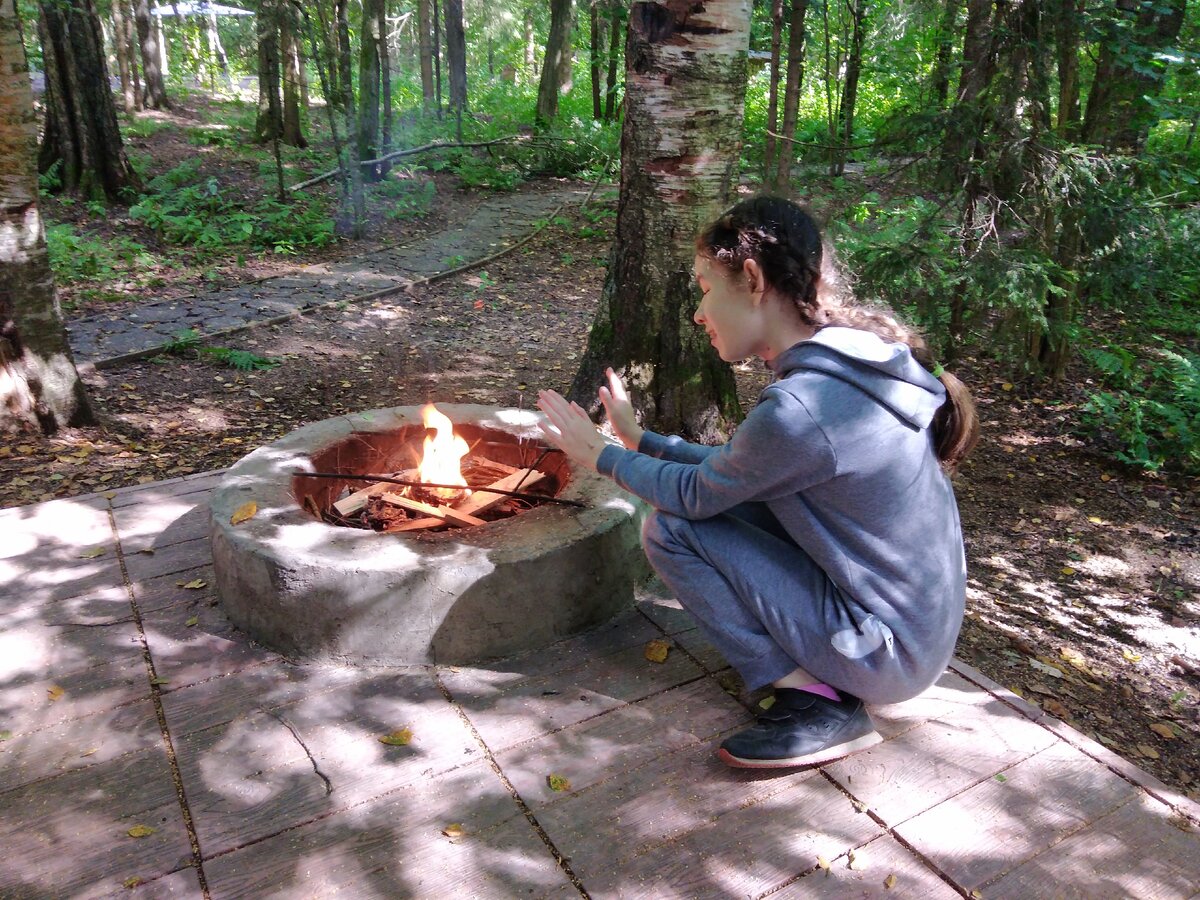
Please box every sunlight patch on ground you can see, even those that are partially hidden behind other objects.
[1079,554,1133,578]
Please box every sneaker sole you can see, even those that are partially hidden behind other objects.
[717,730,883,770]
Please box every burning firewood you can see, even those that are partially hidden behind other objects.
[453,468,546,518]
[377,492,487,528]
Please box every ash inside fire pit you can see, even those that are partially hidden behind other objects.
[211,404,651,665]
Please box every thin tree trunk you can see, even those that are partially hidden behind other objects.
[206,8,233,90]
[444,0,466,114]
[133,0,168,108]
[37,0,141,201]
[763,0,784,180]
[603,0,620,121]
[335,0,365,237]
[590,0,602,119]
[123,0,142,108]
[379,0,391,175]
[0,0,95,433]
[569,0,748,439]
[773,0,808,190]
[110,0,135,112]
[833,0,867,177]
[524,4,536,77]
[929,0,958,108]
[433,0,442,115]
[358,0,383,178]
[255,0,283,143]
[536,0,573,124]
[417,0,435,109]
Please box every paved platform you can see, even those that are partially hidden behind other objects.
[2,473,1198,898]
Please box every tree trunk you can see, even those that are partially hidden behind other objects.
[1081,0,1186,152]
[941,0,994,189]
[335,0,365,237]
[832,0,867,176]
[444,0,466,113]
[110,0,136,112]
[1052,0,1082,138]
[929,0,958,108]
[603,0,621,121]
[772,0,808,190]
[590,0,602,119]
[0,0,95,434]
[133,0,168,108]
[206,7,233,90]
[123,0,142,109]
[433,0,442,114]
[763,0,783,179]
[524,3,536,77]
[280,5,307,147]
[36,0,141,201]
[417,0,435,109]
[255,0,283,143]
[379,0,391,174]
[536,0,573,124]
[569,0,748,440]
[358,0,383,177]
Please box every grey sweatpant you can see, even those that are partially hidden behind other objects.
[643,505,932,705]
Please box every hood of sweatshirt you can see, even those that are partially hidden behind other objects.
[768,326,946,429]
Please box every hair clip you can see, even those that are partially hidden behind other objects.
[931,363,945,378]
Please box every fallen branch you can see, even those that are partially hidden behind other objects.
[290,135,531,192]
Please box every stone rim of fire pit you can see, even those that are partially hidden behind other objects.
[209,404,650,665]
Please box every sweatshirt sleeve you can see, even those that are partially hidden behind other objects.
[595,389,838,519]
[638,430,720,464]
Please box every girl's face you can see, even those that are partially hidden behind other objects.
[693,254,765,362]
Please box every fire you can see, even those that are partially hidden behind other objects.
[419,404,469,499]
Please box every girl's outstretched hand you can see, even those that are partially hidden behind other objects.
[599,367,644,450]
[537,390,608,471]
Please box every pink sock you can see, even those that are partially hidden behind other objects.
[798,683,841,702]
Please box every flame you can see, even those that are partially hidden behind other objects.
[419,404,469,499]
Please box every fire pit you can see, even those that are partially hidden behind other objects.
[209,404,650,665]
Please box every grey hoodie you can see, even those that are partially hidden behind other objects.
[596,327,967,695]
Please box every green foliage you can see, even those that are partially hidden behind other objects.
[376,171,438,221]
[1079,338,1200,474]
[45,223,153,284]
[162,328,202,354]
[130,170,333,253]
[38,160,63,193]
[162,328,280,371]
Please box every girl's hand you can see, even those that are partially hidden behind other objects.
[599,367,644,450]
[537,390,608,471]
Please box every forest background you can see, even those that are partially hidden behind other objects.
[0,0,1198,797]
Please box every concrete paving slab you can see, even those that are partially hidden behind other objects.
[0,656,149,738]
[768,832,962,898]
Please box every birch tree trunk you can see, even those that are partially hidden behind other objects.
[37,0,141,201]
[569,0,749,440]
[133,0,168,108]
[536,0,573,123]
[0,0,94,434]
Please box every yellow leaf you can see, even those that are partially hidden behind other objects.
[1100,473,1112,482]
[16,444,34,454]
[80,547,106,559]
[150,677,169,686]
[546,773,571,792]
[181,579,207,590]
[643,639,670,664]
[185,616,199,628]
[1122,649,1142,663]
[1001,383,1014,392]
[127,824,155,838]
[442,823,465,838]
[1060,567,1076,576]
[1149,723,1176,740]
[1088,516,1103,524]
[971,891,984,900]
[379,727,413,746]
[848,849,865,870]
[816,856,831,871]
[758,696,776,711]
[123,876,144,888]
[47,686,65,702]
[230,501,257,525]
[884,873,898,889]
[1137,744,1160,760]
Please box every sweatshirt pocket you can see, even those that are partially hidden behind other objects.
[831,614,895,659]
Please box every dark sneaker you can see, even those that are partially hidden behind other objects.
[718,689,882,769]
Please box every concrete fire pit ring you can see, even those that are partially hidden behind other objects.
[209,404,651,665]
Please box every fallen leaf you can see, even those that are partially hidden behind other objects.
[1088,516,1103,524]
[47,686,65,702]
[847,849,865,870]
[994,773,1007,782]
[80,747,98,757]
[546,773,571,792]
[1136,744,1160,759]
[884,873,898,889]
[1029,659,1064,678]
[758,696,776,711]
[1149,723,1176,740]
[123,876,144,889]
[473,299,484,309]
[185,616,199,628]
[1027,683,1056,696]
[1042,699,1070,718]
[1060,567,1076,576]
[181,579,207,590]
[126,824,155,838]
[643,639,670,664]
[80,547,106,559]
[1001,383,1014,392]
[1122,649,1142,663]
[442,823,465,838]
[379,727,413,746]
[816,856,831,871]
[230,501,257,525]
[0,730,12,741]
[971,891,984,899]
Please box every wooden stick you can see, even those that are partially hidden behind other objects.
[299,471,584,508]
[383,516,446,533]
[454,468,546,518]
[377,492,486,527]
[333,469,416,517]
